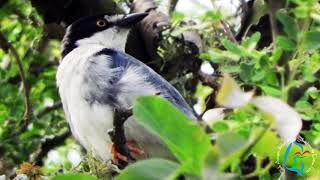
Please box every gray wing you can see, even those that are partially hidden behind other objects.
[86,48,198,120]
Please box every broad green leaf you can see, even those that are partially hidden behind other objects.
[241,32,261,50]
[216,132,248,159]
[133,96,211,176]
[259,85,282,97]
[199,50,240,63]
[252,131,280,160]
[276,9,299,41]
[116,159,180,180]
[305,31,320,50]
[202,10,222,22]
[51,174,98,180]
[251,0,268,26]
[212,121,229,132]
[171,12,185,24]
[270,48,283,63]
[276,36,296,51]
[240,63,254,82]
[216,132,250,171]
[222,39,246,57]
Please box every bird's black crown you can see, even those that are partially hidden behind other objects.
[61,12,148,57]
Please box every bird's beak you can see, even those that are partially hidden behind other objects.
[116,12,149,27]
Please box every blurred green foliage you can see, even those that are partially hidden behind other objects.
[0,0,68,175]
[0,0,319,179]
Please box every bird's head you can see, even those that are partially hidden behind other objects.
[62,12,148,57]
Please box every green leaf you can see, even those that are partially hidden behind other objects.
[241,32,261,50]
[222,39,246,57]
[276,9,299,41]
[252,131,280,159]
[116,159,179,180]
[216,132,248,158]
[51,174,98,180]
[270,48,283,63]
[171,12,185,24]
[212,121,229,132]
[133,96,211,176]
[276,36,296,51]
[202,10,222,22]
[251,0,268,26]
[305,31,320,50]
[259,85,282,97]
[240,63,254,82]
[216,132,250,171]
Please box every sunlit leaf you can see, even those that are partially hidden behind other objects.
[241,32,261,50]
[133,96,211,176]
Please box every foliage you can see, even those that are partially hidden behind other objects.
[0,0,320,179]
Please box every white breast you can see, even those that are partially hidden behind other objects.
[57,45,113,161]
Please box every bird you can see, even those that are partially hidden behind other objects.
[56,12,197,166]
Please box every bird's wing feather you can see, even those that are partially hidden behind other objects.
[93,48,197,120]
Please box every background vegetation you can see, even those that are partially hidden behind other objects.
[0,0,319,179]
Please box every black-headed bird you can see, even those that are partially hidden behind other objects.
[56,12,197,166]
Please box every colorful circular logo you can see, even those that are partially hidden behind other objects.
[276,136,316,176]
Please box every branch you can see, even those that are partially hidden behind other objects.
[198,71,220,90]
[220,20,237,43]
[131,0,169,59]
[31,130,71,166]
[265,0,286,43]
[0,32,32,131]
[168,0,178,15]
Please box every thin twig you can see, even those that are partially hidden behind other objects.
[198,71,221,90]
[0,31,32,131]
[220,20,237,43]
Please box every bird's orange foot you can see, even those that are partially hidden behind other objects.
[111,140,144,164]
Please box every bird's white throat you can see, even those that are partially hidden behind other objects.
[76,27,130,51]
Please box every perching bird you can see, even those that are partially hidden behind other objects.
[56,12,197,165]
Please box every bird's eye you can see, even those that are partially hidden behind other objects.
[96,20,106,27]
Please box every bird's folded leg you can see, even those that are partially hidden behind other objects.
[108,108,134,169]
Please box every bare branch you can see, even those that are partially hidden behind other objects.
[0,31,32,131]
[220,20,237,43]
[31,130,71,165]
[265,0,286,43]
[168,0,178,15]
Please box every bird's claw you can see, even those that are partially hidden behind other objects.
[110,140,144,168]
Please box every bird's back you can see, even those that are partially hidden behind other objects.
[94,48,198,120]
